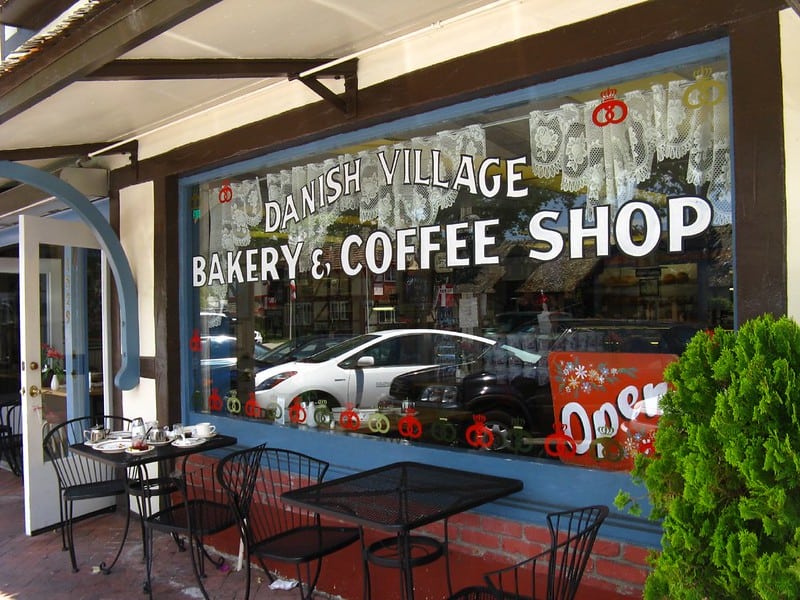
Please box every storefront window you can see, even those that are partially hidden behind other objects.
[185,46,733,471]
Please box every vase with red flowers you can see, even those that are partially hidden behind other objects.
[42,343,65,391]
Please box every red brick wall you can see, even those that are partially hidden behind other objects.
[189,454,650,599]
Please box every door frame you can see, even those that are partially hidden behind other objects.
[19,215,111,535]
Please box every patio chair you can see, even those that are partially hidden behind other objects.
[220,447,359,600]
[447,505,609,600]
[42,415,132,573]
[0,400,22,477]
[142,446,260,599]
[447,586,503,600]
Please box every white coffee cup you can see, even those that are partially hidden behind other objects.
[195,422,216,437]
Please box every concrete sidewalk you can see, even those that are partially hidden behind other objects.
[0,467,333,600]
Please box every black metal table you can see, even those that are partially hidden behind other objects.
[282,460,523,600]
[70,433,237,573]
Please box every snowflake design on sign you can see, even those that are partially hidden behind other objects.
[551,357,637,397]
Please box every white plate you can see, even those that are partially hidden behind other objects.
[93,439,132,453]
[171,437,206,448]
[194,431,217,439]
[125,445,154,455]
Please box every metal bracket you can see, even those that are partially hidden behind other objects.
[295,59,358,117]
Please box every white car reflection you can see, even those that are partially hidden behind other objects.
[254,328,505,411]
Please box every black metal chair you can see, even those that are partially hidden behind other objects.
[448,505,609,600]
[0,400,23,477]
[143,445,264,599]
[447,586,503,600]
[219,447,359,600]
[42,415,132,573]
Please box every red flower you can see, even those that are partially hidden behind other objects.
[41,343,65,377]
[43,344,64,360]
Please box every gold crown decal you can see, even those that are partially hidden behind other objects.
[693,66,713,80]
[596,425,615,437]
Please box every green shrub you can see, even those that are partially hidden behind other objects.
[616,315,800,599]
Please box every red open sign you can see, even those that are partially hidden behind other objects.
[547,351,677,471]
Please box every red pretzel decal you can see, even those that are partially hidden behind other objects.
[189,329,202,352]
[398,413,422,439]
[218,180,233,203]
[544,422,577,458]
[245,393,261,418]
[592,88,628,127]
[288,403,306,424]
[340,405,361,430]
[465,414,493,449]
[208,388,223,412]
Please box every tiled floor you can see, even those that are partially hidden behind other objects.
[0,467,333,600]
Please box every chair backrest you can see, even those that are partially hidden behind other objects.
[545,504,609,600]
[485,504,608,600]
[0,401,23,476]
[448,586,501,600]
[217,443,267,519]
[241,448,330,544]
[42,415,131,491]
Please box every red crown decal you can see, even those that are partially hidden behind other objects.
[600,87,618,102]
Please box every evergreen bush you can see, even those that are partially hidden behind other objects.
[616,314,800,599]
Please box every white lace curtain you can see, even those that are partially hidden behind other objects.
[203,72,732,277]
[264,124,486,268]
[529,70,731,225]
[202,178,264,323]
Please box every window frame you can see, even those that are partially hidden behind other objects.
[173,29,781,548]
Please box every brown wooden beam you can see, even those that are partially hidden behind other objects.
[87,57,360,116]
[0,0,223,126]
[0,144,113,161]
[86,58,341,80]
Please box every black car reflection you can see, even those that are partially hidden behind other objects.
[386,320,704,454]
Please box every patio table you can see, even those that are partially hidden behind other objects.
[70,432,237,575]
[282,460,523,600]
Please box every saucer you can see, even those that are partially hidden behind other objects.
[171,437,205,448]
[194,431,217,439]
[148,439,172,446]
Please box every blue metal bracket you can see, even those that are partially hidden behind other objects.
[0,160,140,389]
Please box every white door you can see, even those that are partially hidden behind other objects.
[19,215,111,535]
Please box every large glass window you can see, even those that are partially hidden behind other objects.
[185,45,733,471]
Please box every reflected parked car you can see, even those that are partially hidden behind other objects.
[201,335,274,391]
[260,334,351,368]
[254,329,501,411]
[386,320,704,453]
[386,341,547,451]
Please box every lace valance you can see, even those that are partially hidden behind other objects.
[204,72,732,276]
[202,178,264,322]
[529,70,731,224]
[263,124,487,269]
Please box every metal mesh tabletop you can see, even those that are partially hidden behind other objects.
[282,461,523,532]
